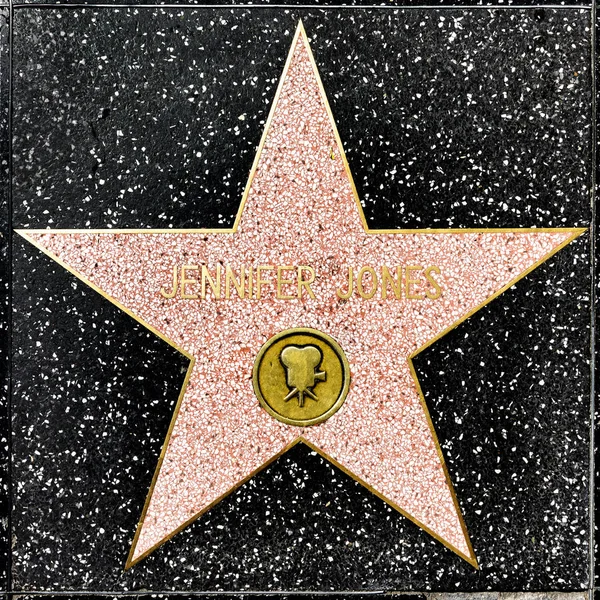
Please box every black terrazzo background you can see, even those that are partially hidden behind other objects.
[10,0,596,9]
[5,4,595,595]
[594,0,599,585]
[12,10,591,231]
[0,5,9,592]
[10,596,413,600]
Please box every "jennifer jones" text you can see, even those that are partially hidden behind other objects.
[159,264,442,301]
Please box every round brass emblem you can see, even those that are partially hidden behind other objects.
[253,328,350,427]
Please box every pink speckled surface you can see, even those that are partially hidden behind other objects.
[25,30,576,566]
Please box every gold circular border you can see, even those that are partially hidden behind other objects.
[253,328,351,427]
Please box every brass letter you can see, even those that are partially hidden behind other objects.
[357,266,378,300]
[405,266,424,300]
[225,265,245,299]
[297,266,316,299]
[336,266,354,299]
[201,265,221,299]
[180,265,198,299]
[424,266,442,300]
[256,266,274,299]
[277,266,296,300]
[160,265,178,299]
[381,266,402,299]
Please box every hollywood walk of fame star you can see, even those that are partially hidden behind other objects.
[17,22,584,569]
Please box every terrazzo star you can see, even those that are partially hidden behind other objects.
[18,22,584,569]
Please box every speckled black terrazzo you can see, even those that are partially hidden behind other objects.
[594,4,599,592]
[12,9,591,231]
[8,5,594,595]
[12,0,596,9]
[11,596,408,600]
[11,596,406,600]
[0,5,9,592]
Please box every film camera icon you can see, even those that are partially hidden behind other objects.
[280,345,326,408]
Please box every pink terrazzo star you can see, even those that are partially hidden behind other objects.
[19,23,583,569]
